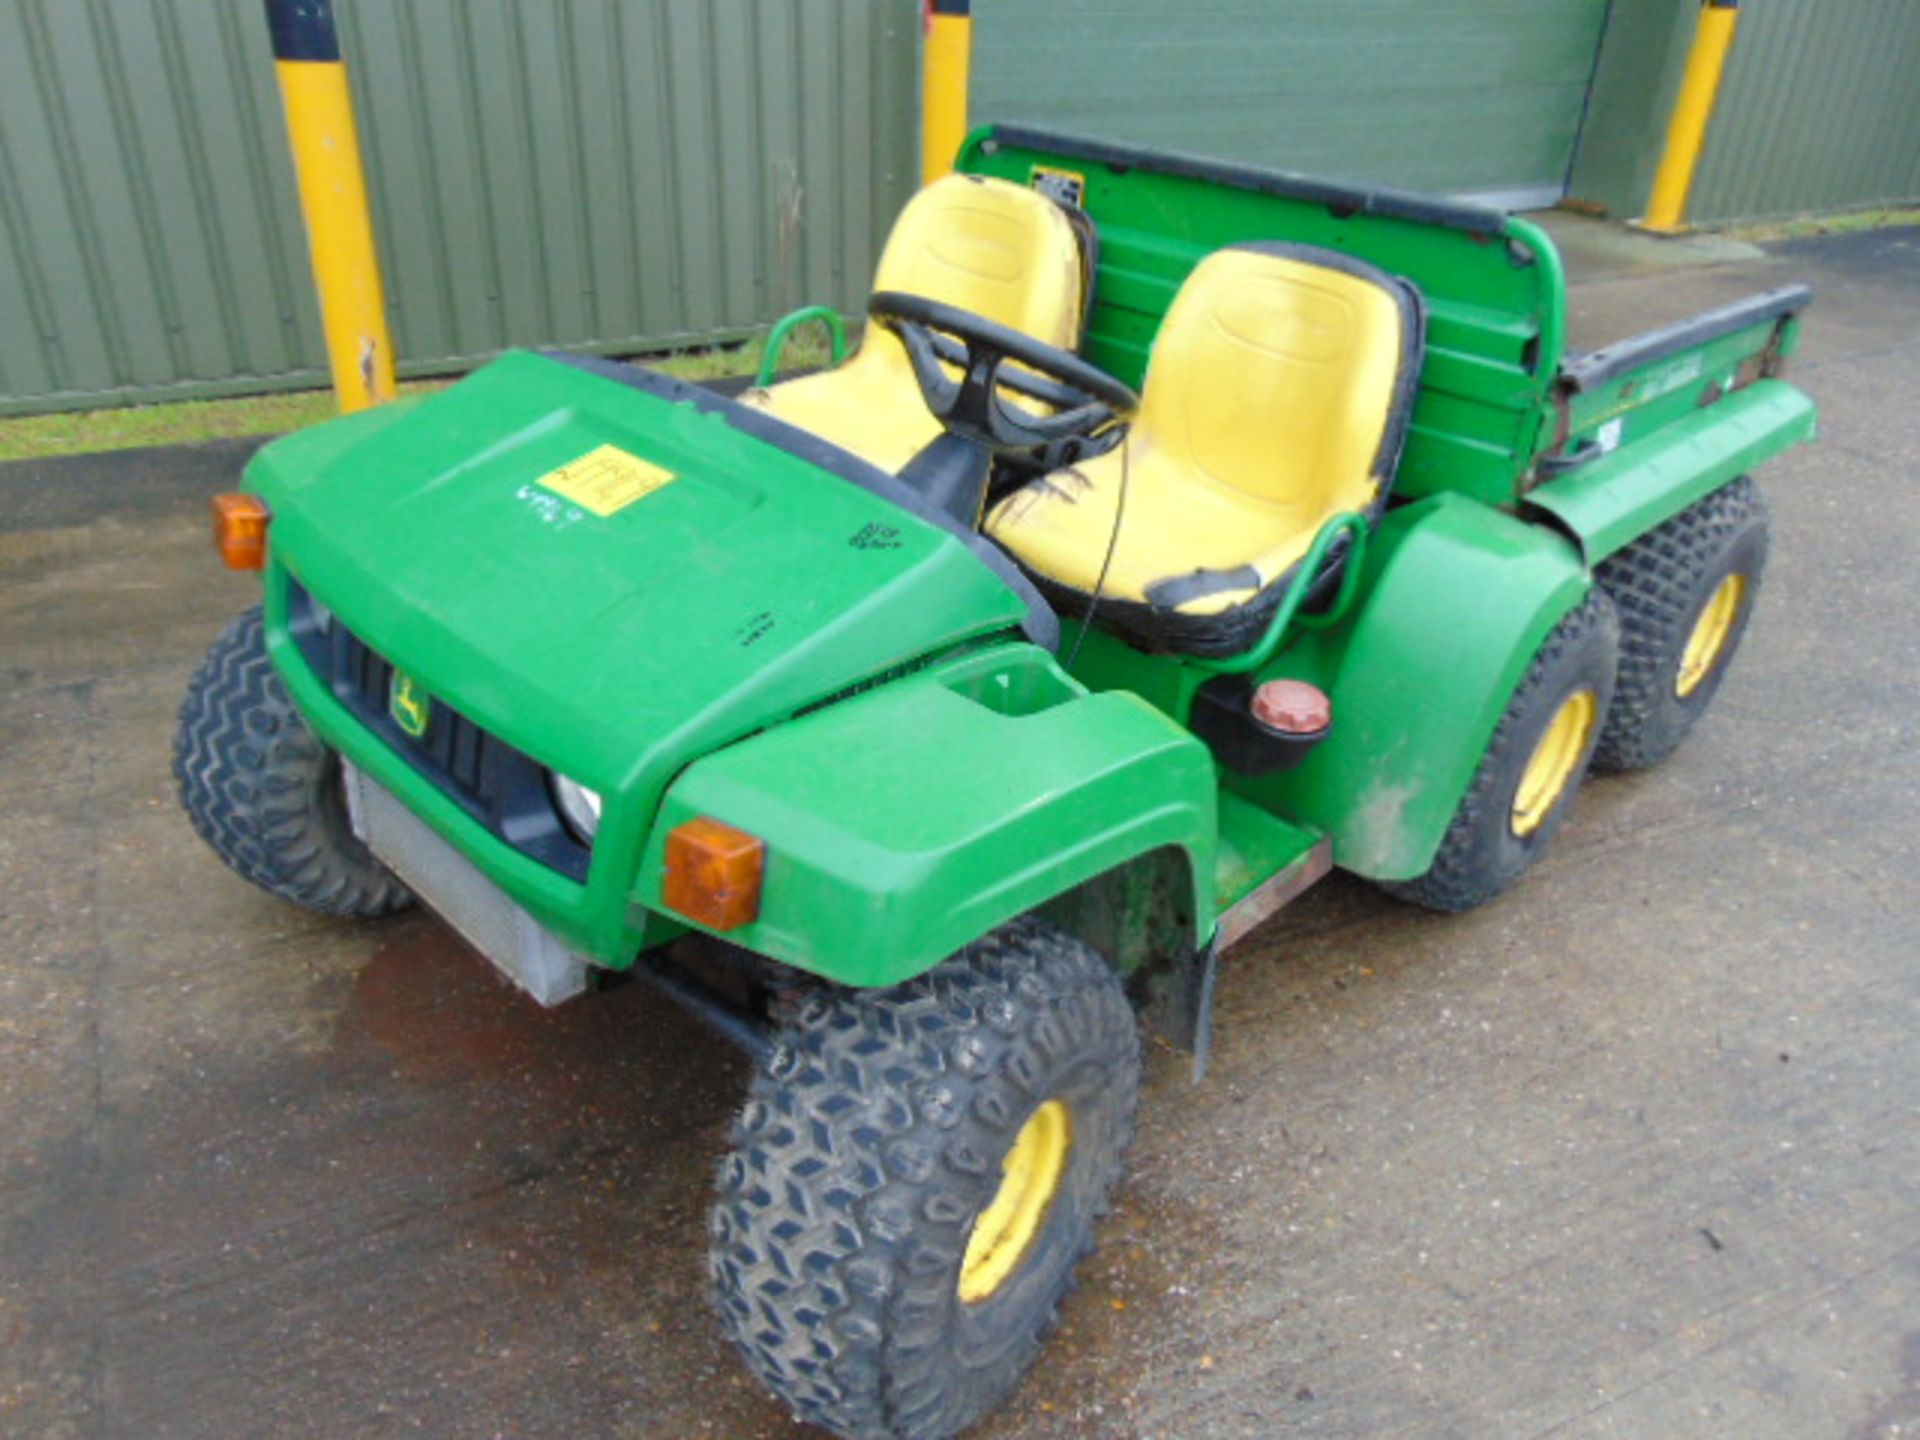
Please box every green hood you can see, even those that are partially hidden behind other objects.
[249,351,1038,805]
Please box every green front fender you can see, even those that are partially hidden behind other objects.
[1238,493,1591,881]
[639,641,1217,987]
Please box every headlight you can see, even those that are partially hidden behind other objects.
[550,773,602,843]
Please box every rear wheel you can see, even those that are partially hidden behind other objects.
[709,917,1139,1440]
[1592,476,1769,771]
[174,606,411,917]
[1381,589,1618,914]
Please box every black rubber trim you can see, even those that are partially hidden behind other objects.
[1560,284,1813,393]
[980,124,1510,234]
[539,351,1060,651]
[929,0,971,13]
[1056,200,1102,339]
[265,0,342,61]
[1018,246,1426,658]
[1143,565,1262,610]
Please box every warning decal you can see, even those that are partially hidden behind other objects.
[535,444,676,517]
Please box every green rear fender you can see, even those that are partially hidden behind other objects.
[1524,379,1816,565]
[1242,494,1592,881]
[640,641,1217,988]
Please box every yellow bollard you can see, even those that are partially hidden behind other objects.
[1639,0,1741,235]
[922,0,973,184]
[266,0,395,412]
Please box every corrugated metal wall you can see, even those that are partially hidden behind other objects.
[1563,0,1698,219]
[0,0,919,416]
[1688,0,1920,225]
[969,0,1612,204]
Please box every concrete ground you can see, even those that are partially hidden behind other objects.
[3,221,1917,1440]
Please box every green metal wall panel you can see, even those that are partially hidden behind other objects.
[968,0,1611,203]
[0,2,319,410]
[1564,0,1698,218]
[0,0,918,415]
[1688,0,1920,225]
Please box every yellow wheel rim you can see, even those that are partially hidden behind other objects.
[1676,573,1746,698]
[958,1099,1072,1304]
[1510,689,1598,838]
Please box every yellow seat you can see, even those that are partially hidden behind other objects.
[742,174,1089,473]
[987,243,1422,653]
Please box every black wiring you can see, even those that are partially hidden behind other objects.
[1061,432,1130,673]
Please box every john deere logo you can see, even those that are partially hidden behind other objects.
[389,671,431,738]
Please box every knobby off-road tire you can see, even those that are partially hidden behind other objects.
[1381,589,1619,914]
[1592,475,1769,772]
[710,917,1141,1440]
[174,606,411,917]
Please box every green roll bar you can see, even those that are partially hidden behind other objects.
[756,305,849,387]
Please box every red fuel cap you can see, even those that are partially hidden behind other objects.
[1251,679,1332,735]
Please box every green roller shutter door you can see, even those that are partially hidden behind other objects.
[971,0,1612,206]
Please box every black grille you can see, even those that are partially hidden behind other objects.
[337,633,492,801]
[286,576,591,882]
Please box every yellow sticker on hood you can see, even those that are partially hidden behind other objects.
[536,444,676,516]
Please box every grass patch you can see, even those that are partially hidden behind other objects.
[0,381,451,463]
[0,326,843,464]
[1725,204,1920,244]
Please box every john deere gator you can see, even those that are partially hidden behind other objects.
[176,127,1816,1438]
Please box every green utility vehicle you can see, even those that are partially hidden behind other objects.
[176,128,1815,1438]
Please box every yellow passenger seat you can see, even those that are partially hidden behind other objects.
[742,174,1091,474]
[987,243,1423,655]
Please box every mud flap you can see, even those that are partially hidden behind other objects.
[1136,934,1220,1083]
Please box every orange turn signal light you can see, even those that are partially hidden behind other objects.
[212,493,271,571]
[663,817,765,931]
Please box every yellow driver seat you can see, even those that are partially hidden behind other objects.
[987,242,1422,654]
[742,174,1090,473]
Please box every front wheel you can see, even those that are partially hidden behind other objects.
[174,606,411,917]
[709,917,1140,1440]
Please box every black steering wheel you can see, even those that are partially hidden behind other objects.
[869,291,1139,456]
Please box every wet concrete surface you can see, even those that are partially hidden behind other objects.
[3,226,1917,1439]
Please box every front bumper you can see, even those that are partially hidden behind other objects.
[343,762,590,1004]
